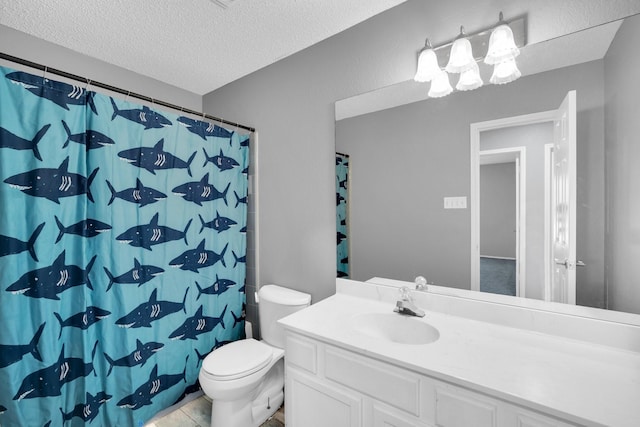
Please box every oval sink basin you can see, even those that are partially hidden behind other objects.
[350,313,440,345]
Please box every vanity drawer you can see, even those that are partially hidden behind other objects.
[286,333,318,374]
[324,346,420,416]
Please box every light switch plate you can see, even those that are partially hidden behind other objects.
[209,0,236,9]
[444,196,467,209]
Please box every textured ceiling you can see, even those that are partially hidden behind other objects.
[0,0,407,95]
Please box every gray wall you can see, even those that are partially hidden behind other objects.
[202,0,634,310]
[481,123,554,299]
[480,163,516,259]
[604,14,640,314]
[0,25,202,110]
[2,3,636,320]
[336,60,605,307]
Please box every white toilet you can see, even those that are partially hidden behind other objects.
[199,284,311,427]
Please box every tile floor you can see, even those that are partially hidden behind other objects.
[145,394,285,427]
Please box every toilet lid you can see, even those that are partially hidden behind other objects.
[202,339,273,380]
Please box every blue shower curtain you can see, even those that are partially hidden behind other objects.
[336,153,349,278]
[0,65,249,427]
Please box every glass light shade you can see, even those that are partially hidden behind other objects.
[456,61,483,91]
[445,36,475,73]
[489,58,522,85]
[484,23,520,65]
[414,48,440,82]
[428,70,453,98]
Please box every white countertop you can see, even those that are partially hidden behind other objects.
[279,290,640,427]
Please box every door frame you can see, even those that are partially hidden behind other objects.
[543,143,554,301]
[470,110,556,298]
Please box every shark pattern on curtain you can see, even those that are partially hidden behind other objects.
[336,153,349,278]
[0,65,249,427]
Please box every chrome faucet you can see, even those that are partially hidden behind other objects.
[393,286,425,317]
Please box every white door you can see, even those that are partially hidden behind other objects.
[514,156,521,297]
[550,91,577,304]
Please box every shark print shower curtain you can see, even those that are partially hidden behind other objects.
[0,65,249,427]
[336,153,349,278]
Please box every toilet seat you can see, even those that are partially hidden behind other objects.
[202,339,274,381]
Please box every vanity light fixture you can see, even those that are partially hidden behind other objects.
[414,39,441,82]
[489,57,521,84]
[485,12,520,65]
[445,27,475,73]
[456,61,483,91]
[485,12,521,84]
[428,69,453,98]
[446,26,484,92]
[414,12,524,98]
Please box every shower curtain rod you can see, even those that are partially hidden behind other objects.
[0,51,255,133]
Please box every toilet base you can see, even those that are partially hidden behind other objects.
[211,390,284,427]
[209,359,284,427]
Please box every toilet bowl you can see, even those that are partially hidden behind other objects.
[200,339,285,427]
[199,284,311,427]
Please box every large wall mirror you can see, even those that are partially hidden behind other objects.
[335,13,640,316]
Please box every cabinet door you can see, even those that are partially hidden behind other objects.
[435,388,497,427]
[286,367,362,427]
[504,406,579,427]
[373,404,433,427]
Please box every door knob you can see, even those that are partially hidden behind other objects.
[554,258,569,268]
[554,259,586,269]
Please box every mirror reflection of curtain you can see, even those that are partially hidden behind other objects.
[336,153,350,278]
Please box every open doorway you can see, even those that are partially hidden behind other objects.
[479,148,524,296]
[470,90,577,303]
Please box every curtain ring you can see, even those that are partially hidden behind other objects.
[85,78,92,92]
[125,90,130,102]
[42,66,48,82]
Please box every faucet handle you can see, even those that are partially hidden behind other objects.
[399,286,413,301]
[415,276,429,291]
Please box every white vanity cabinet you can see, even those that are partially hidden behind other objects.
[284,332,579,427]
[284,333,362,427]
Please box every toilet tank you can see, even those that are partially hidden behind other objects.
[258,284,311,349]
